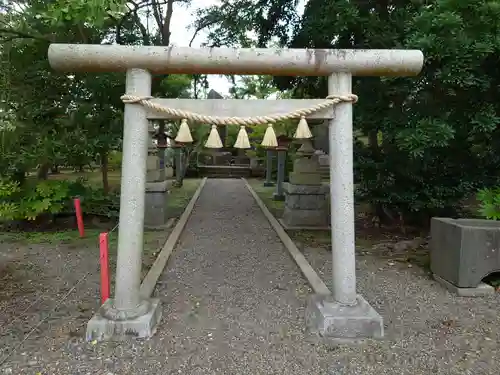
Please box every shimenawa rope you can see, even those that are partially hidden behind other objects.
[119,93,358,148]
[120,94,358,126]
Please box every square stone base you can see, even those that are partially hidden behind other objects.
[433,273,495,297]
[86,298,162,341]
[289,171,322,186]
[306,294,384,343]
[145,180,170,229]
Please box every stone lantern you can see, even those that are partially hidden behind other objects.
[273,135,292,201]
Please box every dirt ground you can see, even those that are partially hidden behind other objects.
[0,178,202,371]
[0,178,499,374]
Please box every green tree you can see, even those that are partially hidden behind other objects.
[196,0,500,227]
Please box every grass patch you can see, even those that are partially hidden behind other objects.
[167,178,201,215]
[0,178,201,245]
[47,169,121,189]
[0,178,202,279]
[0,227,159,250]
[247,178,285,217]
[0,228,103,245]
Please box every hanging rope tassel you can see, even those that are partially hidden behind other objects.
[175,118,193,143]
[234,126,251,149]
[293,116,313,139]
[205,125,223,148]
[261,124,278,148]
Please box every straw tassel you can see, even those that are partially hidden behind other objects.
[261,124,278,148]
[293,116,313,139]
[205,125,223,148]
[175,118,193,143]
[233,126,251,149]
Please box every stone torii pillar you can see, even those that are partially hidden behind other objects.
[48,44,423,342]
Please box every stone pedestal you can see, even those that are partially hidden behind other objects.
[281,140,328,229]
[288,157,322,186]
[87,298,162,341]
[306,295,384,343]
[282,183,329,228]
[144,180,170,230]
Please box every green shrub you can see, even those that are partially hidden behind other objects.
[0,179,22,221]
[80,186,120,218]
[477,188,500,220]
[0,178,120,222]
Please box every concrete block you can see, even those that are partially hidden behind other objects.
[145,180,170,228]
[282,206,328,227]
[306,294,384,342]
[430,218,500,289]
[86,298,162,341]
[289,172,322,186]
[264,181,275,187]
[293,157,320,174]
[285,194,327,210]
[433,273,495,297]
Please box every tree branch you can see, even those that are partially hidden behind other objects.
[0,27,50,42]
[188,19,218,47]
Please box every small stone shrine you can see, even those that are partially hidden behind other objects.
[281,139,329,229]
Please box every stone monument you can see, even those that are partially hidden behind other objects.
[281,139,329,229]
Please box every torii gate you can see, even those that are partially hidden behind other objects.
[48,44,423,342]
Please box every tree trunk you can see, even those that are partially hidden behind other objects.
[161,0,174,46]
[100,150,110,194]
[37,163,50,180]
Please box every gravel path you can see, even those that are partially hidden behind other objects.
[1,178,500,374]
[301,246,500,374]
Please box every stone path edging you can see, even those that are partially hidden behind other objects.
[243,178,331,296]
[140,177,207,298]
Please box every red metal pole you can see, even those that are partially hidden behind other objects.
[99,232,110,304]
[73,198,85,238]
